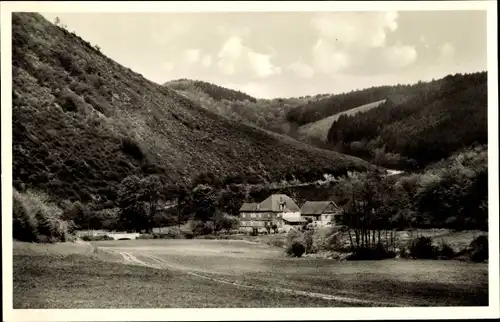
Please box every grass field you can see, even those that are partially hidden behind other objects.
[298,99,387,142]
[13,238,488,308]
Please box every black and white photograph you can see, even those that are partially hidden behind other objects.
[2,1,499,321]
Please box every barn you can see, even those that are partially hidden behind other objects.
[300,201,341,227]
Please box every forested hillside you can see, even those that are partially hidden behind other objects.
[12,13,374,210]
[326,72,487,170]
[164,79,333,135]
[286,84,417,126]
[297,99,387,143]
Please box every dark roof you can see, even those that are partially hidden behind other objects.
[300,201,339,215]
[258,194,300,212]
[239,203,258,212]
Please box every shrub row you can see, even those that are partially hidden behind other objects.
[81,234,114,241]
[403,235,488,262]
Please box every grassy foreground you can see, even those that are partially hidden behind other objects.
[13,240,488,308]
[13,242,338,308]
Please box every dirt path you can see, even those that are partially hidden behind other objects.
[114,250,401,307]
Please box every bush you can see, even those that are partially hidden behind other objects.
[192,220,215,236]
[182,231,194,239]
[398,246,411,258]
[13,189,71,243]
[286,229,302,244]
[250,227,259,236]
[409,236,438,259]
[286,240,306,257]
[137,234,154,240]
[57,89,86,113]
[120,136,144,161]
[469,235,488,262]
[437,240,456,259]
[158,229,183,239]
[13,190,39,242]
[81,234,114,241]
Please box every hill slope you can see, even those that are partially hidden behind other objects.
[164,79,325,135]
[326,72,487,170]
[12,13,374,206]
[286,85,409,126]
[298,99,387,143]
[165,79,257,103]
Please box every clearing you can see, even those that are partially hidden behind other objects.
[13,238,488,308]
[298,99,387,142]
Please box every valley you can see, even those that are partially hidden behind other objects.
[9,11,491,312]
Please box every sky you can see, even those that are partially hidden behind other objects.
[40,10,487,99]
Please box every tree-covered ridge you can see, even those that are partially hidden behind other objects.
[165,79,257,102]
[165,79,326,135]
[326,72,487,170]
[286,85,411,126]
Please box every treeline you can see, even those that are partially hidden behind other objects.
[326,72,487,170]
[166,79,257,102]
[47,145,488,236]
[335,145,488,235]
[286,83,427,126]
[13,144,487,243]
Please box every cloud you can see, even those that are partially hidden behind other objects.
[217,36,281,78]
[288,60,315,78]
[201,54,212,68]
[439,42,456,62]
[383,44,418,68]
[311,11,399,49]
[308,11,410,76]
[248,51,282,78]
[183,48,201,64]
[312,39,350,74]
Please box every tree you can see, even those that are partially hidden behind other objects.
[117,175,165,233]
[190,184,217,221]
[139,175,164,231]
[336,172,407,251]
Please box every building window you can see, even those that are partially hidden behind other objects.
[251,213,256,218]
[242,213,246,218]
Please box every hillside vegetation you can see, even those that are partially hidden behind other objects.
[166,79,258,103]
[169,74,486,174]
[165,79,325,135]
[12,13,374,213]
[286,85,412,126]
[298,99,387,143]
[326,72,487,170]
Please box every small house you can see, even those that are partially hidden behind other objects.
[300,201,341,227]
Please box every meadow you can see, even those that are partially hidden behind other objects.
[13,238,488,308]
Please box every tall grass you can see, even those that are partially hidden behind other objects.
[13,188,73,243]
